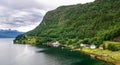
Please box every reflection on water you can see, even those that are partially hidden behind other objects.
[0,38,113,65]
[13,45,35,61]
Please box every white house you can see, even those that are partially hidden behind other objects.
[90,44,96,49]
[80,43,84,47]
[52,41,60,47]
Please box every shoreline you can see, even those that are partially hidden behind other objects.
[62,45,120,65]
[14,42,120,65]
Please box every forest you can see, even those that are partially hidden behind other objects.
[14,0,120,51]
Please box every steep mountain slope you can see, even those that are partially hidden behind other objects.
[15,0,120,46]
[0,29,24,38]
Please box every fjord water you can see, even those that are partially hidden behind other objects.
[0,38,113,65]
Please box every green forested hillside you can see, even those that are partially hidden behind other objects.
[14,0,120,47]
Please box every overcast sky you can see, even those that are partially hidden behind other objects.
[0,0,95,32]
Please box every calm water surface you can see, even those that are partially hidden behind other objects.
[0,38,113,65]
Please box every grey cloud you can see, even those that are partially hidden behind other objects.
[0,0,55,31]
[0,9,43,29]
[0,0,50,31]
[0,0,48,10]
[0,0,46,31]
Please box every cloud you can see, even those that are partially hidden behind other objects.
[0,0,95,32]
[36,0,95,9]
[0,0,46,10]
[0,8,43,32]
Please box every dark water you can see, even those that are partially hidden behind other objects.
[0,38,113,65]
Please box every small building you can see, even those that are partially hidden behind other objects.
[84,44,90,48]
[99,45,104,50]
[80,43,84,47]
[52,41,60,47]
[90,44,96,49]
[80,43,89,48]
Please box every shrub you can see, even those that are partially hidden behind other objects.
[104,41,120,51]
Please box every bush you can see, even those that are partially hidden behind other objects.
[104,41,120,51]
[108,43,120,51]
[82,38,90,44]
[91,37,103,47]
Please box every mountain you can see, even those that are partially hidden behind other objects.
[14,0,120,47]
[0,29,24,38]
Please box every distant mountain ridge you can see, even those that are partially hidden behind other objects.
[0,29,24,38]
